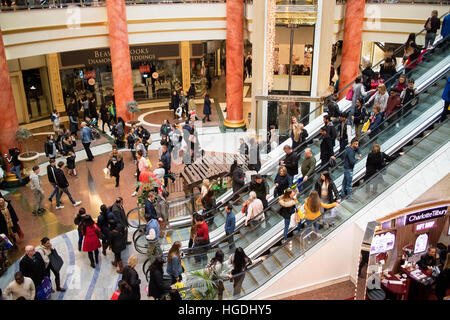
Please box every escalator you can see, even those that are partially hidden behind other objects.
[131,37,450,257]
[137,65,449,279]
[188,118,450,300]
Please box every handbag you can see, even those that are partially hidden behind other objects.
[346,87,354,101]
[295,205,305,223]
[425,19,432,31]
[36,276,52,300]
[103,167,111,179]
[48,249,64,272]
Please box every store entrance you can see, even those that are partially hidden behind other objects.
[22,68,53,121]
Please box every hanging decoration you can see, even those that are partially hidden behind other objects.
[265,0,276,92]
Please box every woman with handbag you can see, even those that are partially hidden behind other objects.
[36,237,65,292]
[303,190,338,233]
[166,241,184,285]
[109,220,127,274]
[81,215,102,269]
[122,255,141,300]
[314,171,340,229]
[278,189,298,242]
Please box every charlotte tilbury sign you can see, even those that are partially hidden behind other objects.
[404,206,448,225]
[60,44,180,67]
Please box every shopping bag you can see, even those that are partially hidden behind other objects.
[174,281,186,299]
[362,119,371,133]
[346,88,354,101]
[103,168,111,179]
[0,234,13,249]
[146,158,152,169]
[48,249,64,272]
[295,205,305,223]
[36,276,52,300]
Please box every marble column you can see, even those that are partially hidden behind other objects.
[0,27,20,161]
[46,53,66,113]
[106,0,133,123]
[338,0,365,99]
[180,41,191,94]
[224,0,245,129]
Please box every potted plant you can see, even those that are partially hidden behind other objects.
[185,263,231,300]
[16,128,39,174]
[126,100,141,128]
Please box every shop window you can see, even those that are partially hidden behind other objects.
[22,68,53,121]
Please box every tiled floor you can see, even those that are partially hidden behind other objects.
[282,281,357,300]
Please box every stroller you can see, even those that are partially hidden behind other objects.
[86,118,101,139]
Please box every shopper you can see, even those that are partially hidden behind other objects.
[66,151,77,177]
[80,122,94,161]
[244,191,264,227]
[314,171,340,228]
[193,215,210,265]
[278,189,297,242]
[248,137,261,172]
[166,241,184,284]
[384,88,402,124]
[365,143,395,193]
[274,166,290,198]
[291,123,308,154]
[366,105,384,139]
[365,84,388,112]
[80,96,90,121]
[121,254,141,300]
[110,197,130,245]
[249,174,269,208]
[299,148,316,192]
[400,78,419,115]
[231,162,245,201]
[424,10,441,48]
[106,145,124,187]
[202,94,212,122]
[5,147,22,183]
[302,190,338,233]
[29,165,45,216]
[171,90,180,119]
[161,144,175,188]
[132,150,149,197]
[4,271,35,300]
[341,138,362,199]
[353,98,368,141]
[145,214,161,264]
[44,134,57,159]
[19,245,46,290]
[228,247,265,296]
[147,256,171,300]
[88,97,98,124]
[100,104,111,133]
[319,126,335,172]
[0,197,20,245]
[239,138,249,156]
[117,280,135,301]
[281,145,298,186]
[337,112,352,153]
[36,237,65,292]
[201,188,217,225]
[96,204,110,256]
[82,215,102,268]
[379,57,397,84]
[51,110,60,133]
[350,76,373,110]
[109,219,127,274]
[224,203,236,248]
[205,250,226,300]
[74,208,88,252]
[54,161,82,209]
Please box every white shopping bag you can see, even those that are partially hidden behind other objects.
[103,168,111,179]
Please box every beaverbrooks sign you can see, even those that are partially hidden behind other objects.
[405,206,448,225]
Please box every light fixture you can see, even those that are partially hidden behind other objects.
[30,85,36,90]
[265,0,276,92]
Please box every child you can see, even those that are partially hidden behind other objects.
[66,151,77,176]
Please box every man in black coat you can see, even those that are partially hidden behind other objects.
[46,158,60,203]
[319,126,335,172]
[111,197,130,245]
[19,245,46,290]
[249,174,269,208]
[54,161,81,209]
[232,162,245,201]
[160,144,175,187]
[281,145,298,186]
[323,115,337,148]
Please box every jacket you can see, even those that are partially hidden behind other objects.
[418,253,436,270]
[314,180,340,203]
[0,197,19,238]
[145,199,158,221]
[225,211,236,235]
[343,146,360,170]
[425,16,440,33]
[301,156,316,179]
[442,77,450,102]
[161,151,171,172]
[19,253,46,288]
[274,174,290,197]
[196,221,209,242]
[82,223,102,252]
[203,97,211,115]
[368,113,384,135]
[442,14,450,38]
[81,127,93,144]
[44,140,56,157]
[166,255,183,279]
[284,151,299,177]
[121,266,141,300]
[160,124,171,137]
[107,153,124,177]
[384,95,402,118]
[109,224,127,254]
[303,197,337,221]
[96,214,110,239]
[148,268,170,299]
[29,172,42,192]
[248,143,261,172]
[353,105,368,126]
[278,197,296,219]
[365,151,393,180]
[232,166,245,191]
[319,133,334,162]
[111,203,127,228]
[249,180,268,201]
[291,129,308,151]
[4,276,35,300]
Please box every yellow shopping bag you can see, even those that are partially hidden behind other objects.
[174,281,186,299]
[146,158,152,169]
[362,119,371,133]
[295,205,305,223]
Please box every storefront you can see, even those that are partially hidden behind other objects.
[357,204,449,300]
[58,41,212,108]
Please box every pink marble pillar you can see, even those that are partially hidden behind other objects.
[0,27,20,162]
[224,0,245,129]
[106,0,133,123]
[338,0,365,99]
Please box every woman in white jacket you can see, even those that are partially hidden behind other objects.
[365,84,389,112]
[36,237,65,292]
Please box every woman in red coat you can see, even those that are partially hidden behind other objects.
[82,215,102,268]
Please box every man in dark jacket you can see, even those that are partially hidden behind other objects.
[160,120,171,138]
[55,161,81,209]
[281,145,298,186]
[424,10,441,48]
[160,144,175,187]
[319,127,336,172]
[109,220,127,274]
[417,247,437,270]
[323,115,337,147]
[337,112,352,153]
[239,138,249,156]
[249,174,269,208]
[19,245,46,290]
[341,138,362,199]
[224,203,235,249]
[248,138,261,172]
[111,197,130,245]
[46,158,60,203]
[232,162,245,201]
